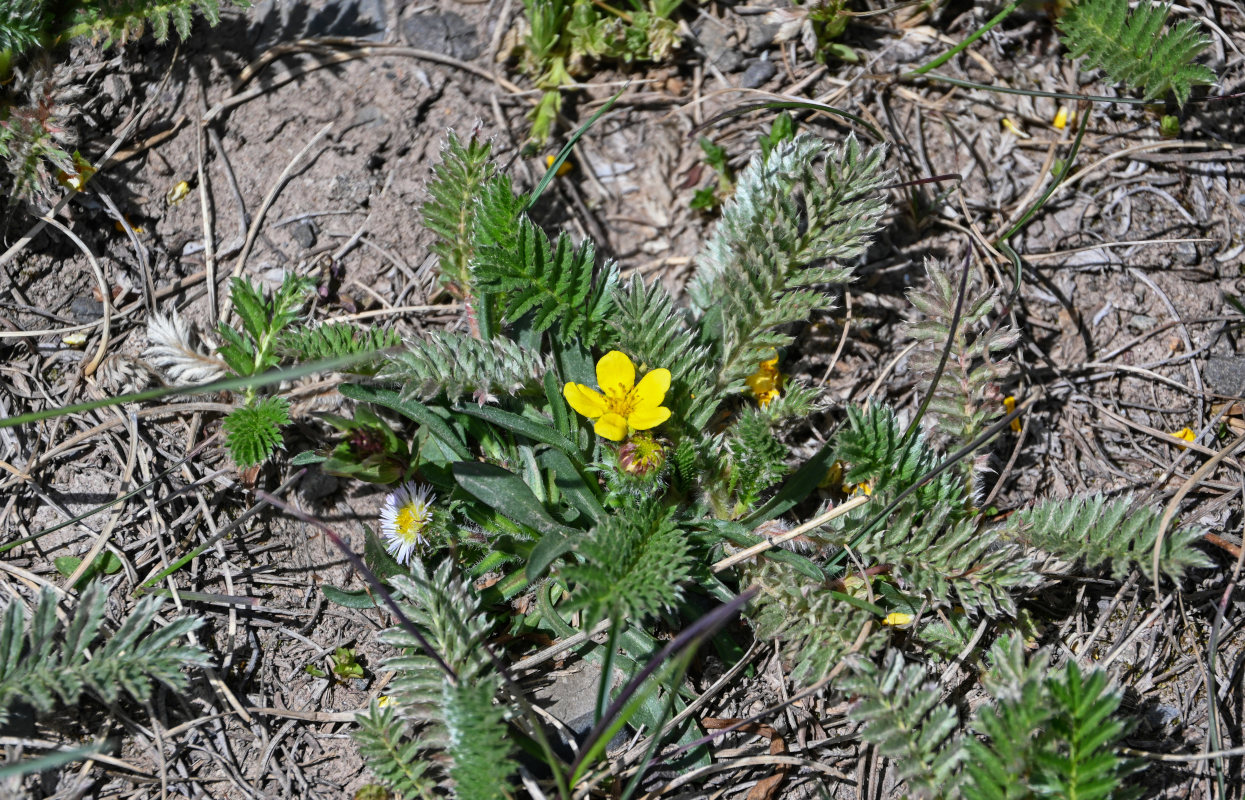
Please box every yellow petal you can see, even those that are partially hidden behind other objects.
[632,368,671,408]
[564,383,608,419]
[596,350,635,397]
[594,413,629,441]
[627,405,670,431]
[883,612,914,627]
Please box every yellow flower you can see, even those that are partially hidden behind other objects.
[1170,427,1196,449]
[1003,395,1022,433]
[883,612,914,627]
[563,351,671,441]
[746,357,782,408]
[544,154,573,177]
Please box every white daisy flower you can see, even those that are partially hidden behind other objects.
[379,482,436,565]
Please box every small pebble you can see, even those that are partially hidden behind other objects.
[1204,356,1245,397]
[71,296,102,322]
[292,220,317,249]
[402,12,480,60]
[740,59,777,89]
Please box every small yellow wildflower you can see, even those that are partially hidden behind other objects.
[1003,395,1022,433]
[563,351,671,441]
[746,357,783,408]
[1001,118,1030,139]
[55,152,96,191]
[883,612,914,627]
[379,482,435,565]
[1053,106,1072,130]
[544,154,573,177]
[819,460,871,495]
[166,180,191,205]
[1170,427,1196,449]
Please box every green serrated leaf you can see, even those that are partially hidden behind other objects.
[223,396,290,467]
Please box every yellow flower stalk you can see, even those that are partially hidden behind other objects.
[563,350,671,441]
[746,357,782,408]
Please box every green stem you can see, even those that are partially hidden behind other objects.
[906,0,1022,77]
[909,72,1150,105]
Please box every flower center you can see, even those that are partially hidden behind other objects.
[394,505,430,543]
[605,386,638,418]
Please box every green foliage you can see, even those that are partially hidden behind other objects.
[690,134,890,388]
[278,322,400,375]
[518,0,682,143]
[964,636,1142,800]
[692,112,798,212]
[1,0,243,198]
[1057,0,1216,106]
[349,127,1199,795]
[0,581,210,725]
[378,330,547,403]
[806,0,851,53]
[64,0,238,47]
[845,649,965,799]
[0,86,76,199]
[217,275,314,379]
[561,500,692,622]
[723,405,790,513]
[605,275,716,429]
[318,406,408,484]
[354,702,435,799]
[748,560,887,684]
[690,135,732,211]
[222,395,290,467]
[836,403,936,494]
[905,258,1017,446]
[1,0,240,62]
[821,403,1035,616]
[1008,493,1212,582]
[0,0,51,57]
[360,561,518,800]
[472,214,616,344]
[442,681,516,800]
[423,132,497,291]
[756,110,797,160]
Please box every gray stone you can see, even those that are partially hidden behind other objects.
[534,659,631,756]
[1204,356,1245,397]
[740,59,777,89]
[291,221,317,249]
[744,17,783,51]
[402,12,481,60]
[697,23,744,73]
[70,296,102,322]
